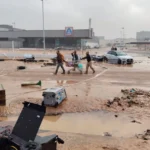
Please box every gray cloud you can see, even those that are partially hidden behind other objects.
[0,0,149,38]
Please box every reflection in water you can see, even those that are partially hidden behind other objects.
[0,111,149,138]
[44,80,79,86]
[57,80,78,86]
[41,111,149,138]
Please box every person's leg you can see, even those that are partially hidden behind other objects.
[77,67,83,74]
[73,63,78,71]
[55,64,60,74]
[85,62,89,74]
[89,61,95,73]
[77,64,83,74]
[60,63,65,74]
[68,67,74,74]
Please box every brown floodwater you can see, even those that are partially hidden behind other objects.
[0,111,149,138]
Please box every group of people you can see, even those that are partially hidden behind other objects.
[111,47,117,51]
[54,50,95,75]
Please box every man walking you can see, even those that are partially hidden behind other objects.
[71,50,79,63]
[82,51,95,74]
[71,50,79,71]
[68,50,82,74]
[54,51,66,75]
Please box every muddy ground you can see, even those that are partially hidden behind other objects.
[0,48,150,149]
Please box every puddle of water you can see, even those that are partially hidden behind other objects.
[0,111,149,138]
[42,80,79,87]
[41,112,149,137]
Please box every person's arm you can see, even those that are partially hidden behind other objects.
[63,59,67,63]
[81,56,87,60]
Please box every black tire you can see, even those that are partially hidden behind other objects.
[118,59,122,64]
[17,66,26,70]
[54,102,58,108]
[0,59,4,61]
[41,101,45,106]
[103,57,108,62]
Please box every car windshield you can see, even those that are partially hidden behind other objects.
[116,51,127,56]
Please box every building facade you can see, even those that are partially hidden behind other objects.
[136,31,150,42]
[0,25,93,48]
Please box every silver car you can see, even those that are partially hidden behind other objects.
[104,51,134,64]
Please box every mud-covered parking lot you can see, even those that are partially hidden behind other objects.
[0,48,150,150]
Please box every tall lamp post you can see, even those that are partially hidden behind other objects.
[41,0,46,51]
[122,27,124,48]
[12,22,15,52]
[11,22,16,59]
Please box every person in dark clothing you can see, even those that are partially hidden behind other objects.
[114,47,117,51]
[71,50,79,71]
[71,51,79,63]
[68,51,82,74]
[111,47,115,50]
[54,51,66,75]
[81,51,95,74]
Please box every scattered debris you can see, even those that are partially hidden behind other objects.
[17,66,26,70]
[103,132,112,137]
[0,84,6,106]
[102,147,119,150]
[21,80,42,87]
[136,129,150,140]
[0,126,12,137]
[43,62,56,66]
[102,67,108,69]
[131,120,142,124]
[42,87,67,107]
[106,89,150,110]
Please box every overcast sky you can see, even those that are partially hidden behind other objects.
[0,0,149,39]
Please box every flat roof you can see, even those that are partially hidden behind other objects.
[0,29,92,39]
[127,42,150,44]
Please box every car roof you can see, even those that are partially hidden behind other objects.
[108,50,124,53]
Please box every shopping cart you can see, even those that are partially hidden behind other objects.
[66,61,83,74]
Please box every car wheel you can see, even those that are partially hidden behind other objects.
[118,59,122,64]
[54,102,58,108]
[103,57,108,62]
[41,101,45,106]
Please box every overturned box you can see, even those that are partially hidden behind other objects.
[42,87,67,107]
[0,101,64,150]
[0,84,6,105]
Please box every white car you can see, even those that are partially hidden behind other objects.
[104,51,133,64]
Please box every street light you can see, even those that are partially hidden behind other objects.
[41,0,46,51]
[122,27,124,47]
[12,22,15,51]
[12,22,15,59]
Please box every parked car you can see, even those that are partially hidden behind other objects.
[91,55,104,62]
[104,51,133,64]
[95,56,104,62]
[90,55,96,60]
[24,54,35,62]
[55,47,62,50]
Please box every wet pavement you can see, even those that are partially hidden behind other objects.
[0,48,150,149]
[0,111,149,138]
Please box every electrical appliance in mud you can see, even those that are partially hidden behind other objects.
[42,87,67,107]
[0,101,64,150]
[24,54,35,62]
